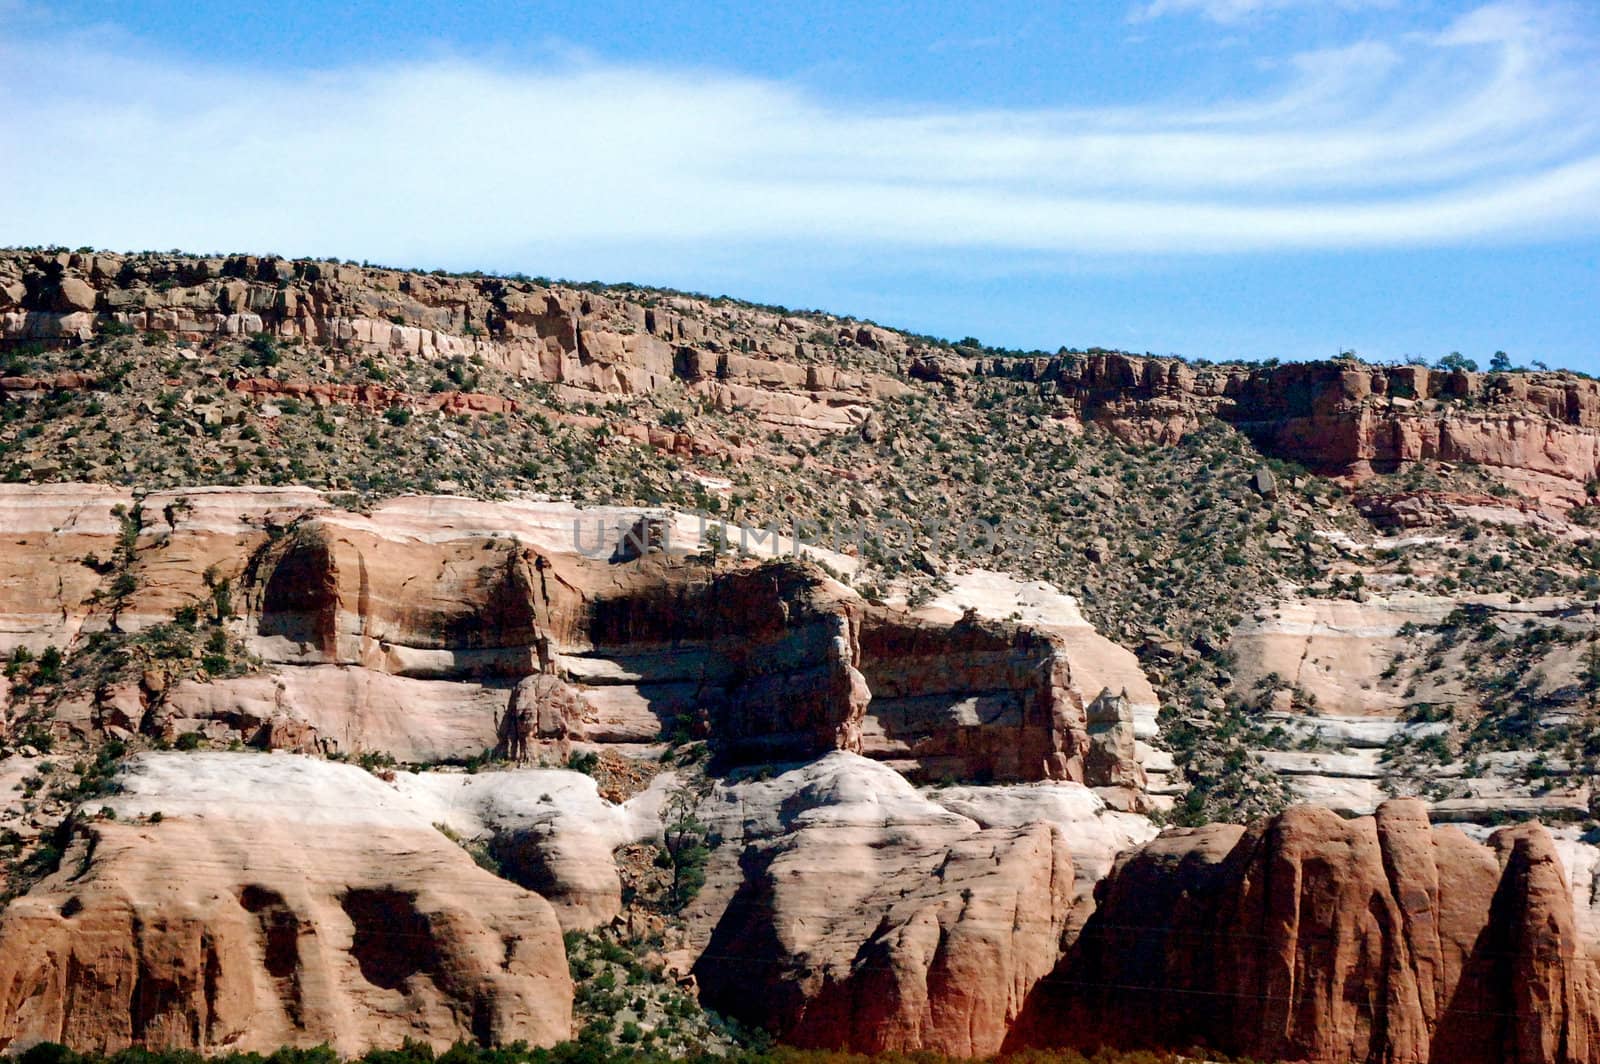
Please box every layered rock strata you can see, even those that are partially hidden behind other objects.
[975,352,1600,508]
[0,484,1158,793]
[0,251,908,439]
[11,251,1600,508]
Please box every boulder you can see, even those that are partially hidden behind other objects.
[498,673,588,760]
[1084,688,1144,790]
[54,275,97,313]
[908,353,972,384]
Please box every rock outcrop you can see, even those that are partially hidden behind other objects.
[686,753,1148,1057]
[976,352,1600,509]
[19,250,1600,508]
[0,251,908,441]
[0,755,575,1056]
[0,750,1162,1059]
[9,750,1600,1062]
[1013,799,1600,1064]
[497,674,588,760]
[0,484,1163,794]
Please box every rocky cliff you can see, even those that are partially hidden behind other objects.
[10,250,1600,510]
[1013,798,1600,1064]
[5,247,1600,1061]
[973,351,1600,509]
[0,249,909,445]
[0,484,1158,796]
[0,480,1167,1055]
[0,756,574,1055]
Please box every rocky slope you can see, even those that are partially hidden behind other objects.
[4,247,1600,1060]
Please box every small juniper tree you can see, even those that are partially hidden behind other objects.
[660,787,710,912]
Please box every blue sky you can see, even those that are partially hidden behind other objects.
[3,0,1598,370]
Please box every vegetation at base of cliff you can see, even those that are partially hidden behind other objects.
[16,1041,1278,1064]
[561,927,747,1056]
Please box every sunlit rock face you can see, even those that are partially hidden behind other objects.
[0,754,574,1056]
[1011,799,1600,1064]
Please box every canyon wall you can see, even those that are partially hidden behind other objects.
[0,483,1160,795]
[0,251,908,441]
[10,251,1600,508]
[8,249,1600,1060]
[975,351,1600,508]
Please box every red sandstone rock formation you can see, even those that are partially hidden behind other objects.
[0,485,1152,789]
[1012,798,1600,1064]
[0,806,571,1055]
[689,754,1077,1058]
[976,352,1600,509]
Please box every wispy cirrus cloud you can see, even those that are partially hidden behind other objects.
[1130,0,1398,24]
[0,2,1595,266]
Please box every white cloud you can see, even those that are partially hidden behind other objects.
[0,2,1597,264]
[1132,0,1397,24]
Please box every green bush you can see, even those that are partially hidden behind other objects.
[246,333,282,367]
[34,646,63,684]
